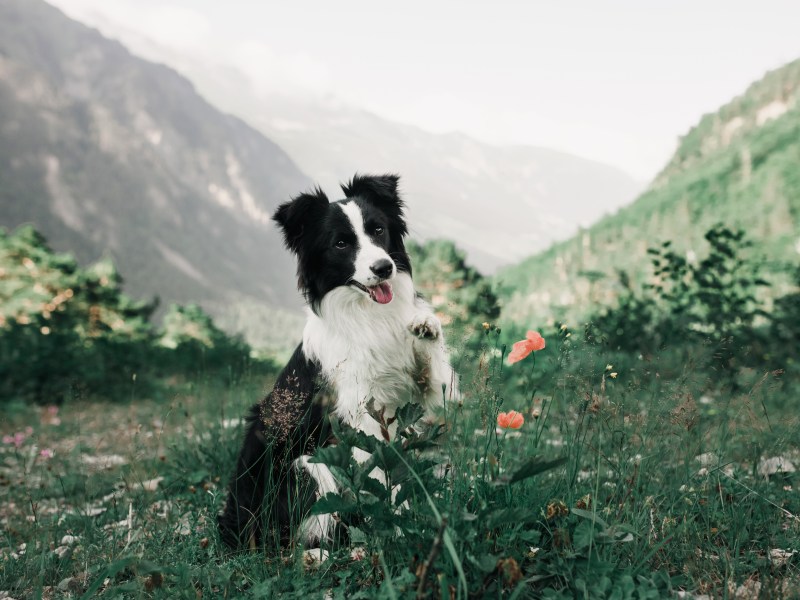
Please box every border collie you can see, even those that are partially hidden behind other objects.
[218,174,456,551]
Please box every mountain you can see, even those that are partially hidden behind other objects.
[496,59,800,326]
[253,97,642,273]
[0,0,310,346]
[36,10,642,274]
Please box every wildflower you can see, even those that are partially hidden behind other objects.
[350,546,367,561]
[497,557,522,587]
[605,364,613,371]
[609,372,618,379]
[39,448,54,459]
[545,500,569,520]
[497,410,524,430]
[507,330,545,364]
[3,431,28,448]
[482,322,491,330]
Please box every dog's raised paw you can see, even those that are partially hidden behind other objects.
[408,314,442,340]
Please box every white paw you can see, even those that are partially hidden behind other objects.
[301,548,329,568]
[408,313,442,340]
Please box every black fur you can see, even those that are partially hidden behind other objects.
[273,173,411,313]
[218,345,328,549]
[219,174,412,550]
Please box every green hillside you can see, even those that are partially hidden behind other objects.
[496,59,800,326]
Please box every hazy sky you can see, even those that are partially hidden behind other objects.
[50,0,800,180]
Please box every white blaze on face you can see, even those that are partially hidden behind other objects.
[339,201,395,286]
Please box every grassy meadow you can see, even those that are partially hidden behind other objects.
[1,322,799,599]
[2,222,800,598]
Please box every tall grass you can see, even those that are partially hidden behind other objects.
[1,326,798,598]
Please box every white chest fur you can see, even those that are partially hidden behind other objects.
[302,273,450,434]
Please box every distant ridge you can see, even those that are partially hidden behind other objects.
[39,11,644,274]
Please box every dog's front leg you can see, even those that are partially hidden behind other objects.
[218,345,323,550]
[408,308,458,416]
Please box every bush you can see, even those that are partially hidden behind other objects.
[769,265,800,372]
[586,225,772,377]
[0,226,275,403]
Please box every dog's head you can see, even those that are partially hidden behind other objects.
[274,173,411,312]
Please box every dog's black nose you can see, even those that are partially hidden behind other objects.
[370,259,393,280]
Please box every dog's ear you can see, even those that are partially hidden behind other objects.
[341,173,407,236]
[273,187,329,253]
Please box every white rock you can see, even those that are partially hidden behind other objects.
[137,477,164,492]
[82,506,107,517]
[694,453,718,467]
[769,548,797,566]
[81,454,127,468]
[758,456,796,476]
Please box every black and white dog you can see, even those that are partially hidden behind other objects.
[218,174,456,551]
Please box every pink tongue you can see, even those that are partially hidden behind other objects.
[371,282,393,304]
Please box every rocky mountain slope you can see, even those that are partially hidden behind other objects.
[0,0,310,339]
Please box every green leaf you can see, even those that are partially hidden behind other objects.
[309,443,353,469]
[571,507,610,529]
[496,456,567,485]
[572,519,597,551]
[360,474,390,500]
[310,492,357,515]
[394,402,425,428]
[393,480,414,507]
[467,552,499,573]
[347,526,367,544]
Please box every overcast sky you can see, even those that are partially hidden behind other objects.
[49,0,800,181]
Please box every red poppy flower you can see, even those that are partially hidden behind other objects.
[497,410,525,429]
[507,331,546,364]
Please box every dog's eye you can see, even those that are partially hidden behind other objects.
[374,226,384,235]
[334,240,348,249]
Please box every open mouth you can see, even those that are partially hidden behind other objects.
[350,281,393,304]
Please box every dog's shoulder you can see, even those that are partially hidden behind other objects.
[274,343,321,389]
